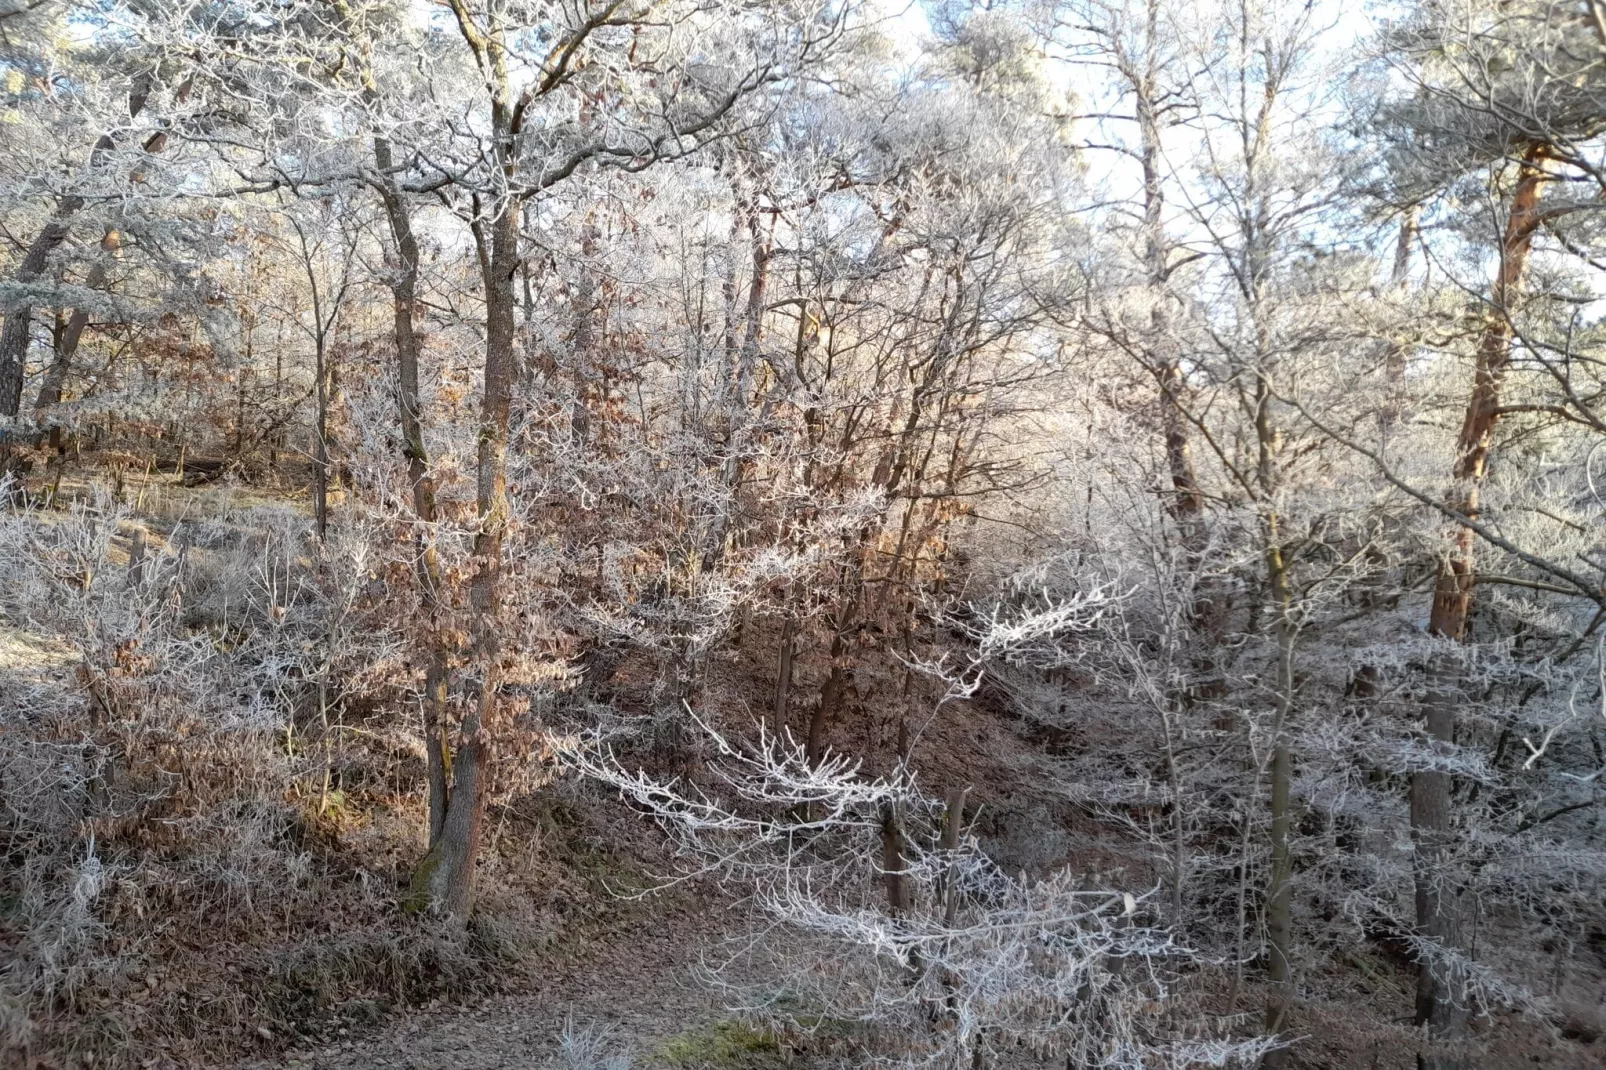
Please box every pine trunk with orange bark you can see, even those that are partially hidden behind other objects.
[1413,149,1548,1070]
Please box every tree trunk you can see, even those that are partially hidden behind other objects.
[880,800,911,917]
[1411,149,1547,1070]
[33,229,122,417]
[313,330,330,537]
[0,209,81,418]
[811,550,867,770]
[1263,520,1297,1055]
[1381,206,1421,433]
[941,787,967,925]
[1412,677,1467,1070]
[809,636,847,768]
[416,109,521,917]
[1246,328,1299,1058]
[371,126,451,847]
[1132,2,1204,548]
[773,600,796,734]
[702,199,770,575]
[406,689,489,917]
[471,191,518,642]
[400,0,527,918]
[331,0,455,855]
[3,74,170,418]
[1130,16,1223,716]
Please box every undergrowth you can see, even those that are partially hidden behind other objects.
[0,478,591,1068]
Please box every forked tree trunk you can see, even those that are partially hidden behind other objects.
[407,689,489,917]
[410,80,522,913]
[1412,149,1547,1070]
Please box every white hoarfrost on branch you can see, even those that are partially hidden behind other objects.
[558,703,1277,1068]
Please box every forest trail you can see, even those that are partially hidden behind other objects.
[237,897,760,1070]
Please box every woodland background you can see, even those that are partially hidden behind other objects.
[0,0,1604,1068]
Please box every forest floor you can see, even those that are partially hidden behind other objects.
[232,894,790,1070]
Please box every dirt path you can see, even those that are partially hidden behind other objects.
[239,899,753,1070]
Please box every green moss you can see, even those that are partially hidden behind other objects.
[655,1019,782,1068]
[401,845,443,914]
